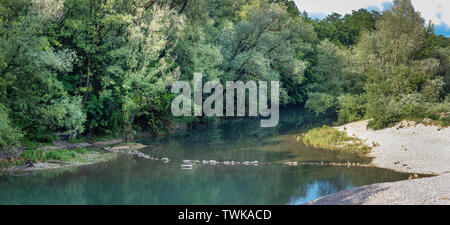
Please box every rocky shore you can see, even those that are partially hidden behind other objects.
[307,120,450,205]
[1,141,150,174]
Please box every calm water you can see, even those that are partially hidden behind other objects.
[0,108,411,205]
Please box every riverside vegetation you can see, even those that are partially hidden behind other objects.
[0,0,449,169]
[301,126,371,155]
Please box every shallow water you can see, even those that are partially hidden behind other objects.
[0,108,411,205]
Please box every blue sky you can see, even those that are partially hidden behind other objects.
[293,0,450,37]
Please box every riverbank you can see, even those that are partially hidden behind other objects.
[307,119,450,205]
[0,140,149,173]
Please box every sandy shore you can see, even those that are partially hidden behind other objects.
[307,120,450,205]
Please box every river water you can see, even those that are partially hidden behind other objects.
[0,108,410,204]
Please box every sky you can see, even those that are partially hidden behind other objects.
[293,0,450,37]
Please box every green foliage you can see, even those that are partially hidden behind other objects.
[356,0,449,129]
[22,148,88,163]
[0,0,78,143]
[312,9,380,47]
[302,125,370,153]
[337,94,366,123]
[49,96,86,140]
[0,104,22,150]
[219,1,315,104]
[363,65,439,129]
[0,0,448,148]
[305,93,336,114]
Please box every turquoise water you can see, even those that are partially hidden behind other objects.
[0,108,410,205]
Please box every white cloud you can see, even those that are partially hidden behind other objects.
[294,0,450,26]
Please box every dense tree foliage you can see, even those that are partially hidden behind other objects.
[304,0,449,129]
[0,0,448,151]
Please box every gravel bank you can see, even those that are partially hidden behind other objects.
[307,120,450,205]
[338,120,450,175]
[307,173,450,205]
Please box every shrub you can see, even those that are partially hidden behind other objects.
[305,93,337,114]
[421,77,445,102]
[367,93,434,129]
[22,149,45,163]
[432,95,450,113]
[337,94,367,123]
[0,105,23,150]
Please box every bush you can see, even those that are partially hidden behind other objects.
[337,94,367,123]
[305,93,337,114]
[421,77,445,102]
[367,93,438,129]
[22,149,45,163]
[0,105,23,150]
[432,95,450,113]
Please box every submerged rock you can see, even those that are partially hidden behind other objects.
[104,145,130,152]
[132,150,151,159]
[104,143,147,152]
[161,158,170,163]
[181,164,193,170]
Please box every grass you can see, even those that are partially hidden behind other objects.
[1,134,122,170]
[302,125,371,154]
[23,140,54,151]
[1,147,117,170]
[0,157,24,169]
[21,148,89,163]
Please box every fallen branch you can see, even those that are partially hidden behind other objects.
[8,160,34,176]
[47,160,72,165]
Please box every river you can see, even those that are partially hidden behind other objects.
[0,108,410,204]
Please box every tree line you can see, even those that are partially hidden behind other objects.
[0,0,448,150]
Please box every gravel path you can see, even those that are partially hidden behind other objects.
[307,120,450,205]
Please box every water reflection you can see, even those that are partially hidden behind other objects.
[0,158,409,204]
[0,107,410,205]
[139,107,370,164]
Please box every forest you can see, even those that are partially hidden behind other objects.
[1,0,449,152]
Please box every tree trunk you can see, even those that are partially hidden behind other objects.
[83,60,91,107]
[124,112,135,143]
[179,0,188,14]
[78,70,83,95]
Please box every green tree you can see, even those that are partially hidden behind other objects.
[351,0,448,128]
[220,1,315,104]
[120,4,185,141]
[0,104,22,150]
[0,0,81,142]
